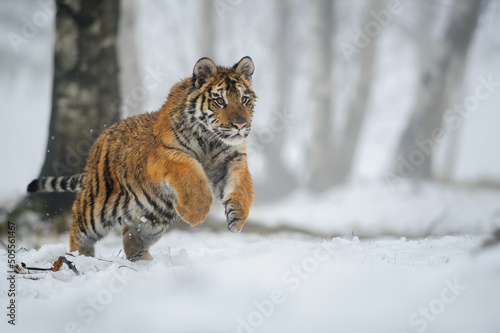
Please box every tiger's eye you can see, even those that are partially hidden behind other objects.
[216,98,225,106]
[241,97,248,104]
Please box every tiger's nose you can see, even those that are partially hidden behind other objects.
[232,122,247,130]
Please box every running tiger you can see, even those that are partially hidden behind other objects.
[27,57,256,261]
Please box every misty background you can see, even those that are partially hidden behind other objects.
[1,0,500,238]
[1,2,500,332]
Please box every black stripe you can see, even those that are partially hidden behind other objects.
[200,94,206,113]
[142,187,175,221]
[230,217,241,224]
[87,177,102,239]
[214,170,228,194]
[78,195,88,237]
[77,174,84,189]
[131,190,146,211]
[215,153,244,200]
[189,99,197,113]
[225,77,236,90]
[195,133,206,148]
[212,146,231,161]
[91,146,104,233]
[164,194,174,210]
[60,177,68,191]
[122,193,131,221]
[225,152,245,164]
[70,176,78,191]
[50,177,57,191]
[27,179,39,193]
[87,180,95,230]
[225,208,235,217]
[100,152,113,227]
[162,144,184,154]
[121,170,140,218]
[78,218,87,236]
[122,177,146,213]
[111,191,123,219]
[172,129,199,160]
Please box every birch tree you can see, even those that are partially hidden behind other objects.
[331,0,385,185]
[118,0,143,117]
[256,0,298,201]
[307,0,336,190]
[392,0,481,182]
[200,0,216,59]
[27,0,121,219]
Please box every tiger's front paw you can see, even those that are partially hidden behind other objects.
[224,201,248,233]
[175,184,212,227]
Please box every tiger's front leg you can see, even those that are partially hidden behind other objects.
[147,150,212,227]
[222,157,254,232]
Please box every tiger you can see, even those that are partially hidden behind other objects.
[27,56,256,261]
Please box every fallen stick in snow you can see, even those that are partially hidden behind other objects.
[52,256,80,275]
[11,256,80,276]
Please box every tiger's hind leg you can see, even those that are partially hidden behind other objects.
[122,218,169,261]
[69,195,111,257]
[69,215,107,257]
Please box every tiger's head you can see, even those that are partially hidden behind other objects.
[189,56,257,146]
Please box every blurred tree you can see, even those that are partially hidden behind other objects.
[308,0,384,189]
[307,0,336,190]
[11,0,121,222]
[256,0,299,201]
[332,0,385,184]
[439,114,461,182]
[393,0,481,181]
[118,0,143,117]
[200,0,216,59]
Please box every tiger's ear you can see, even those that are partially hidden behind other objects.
[233,56,254,81]
[193,57,217,88]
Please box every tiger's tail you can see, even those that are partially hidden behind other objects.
[27,174,84,194]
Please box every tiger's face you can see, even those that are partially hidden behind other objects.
[191,57,256,146]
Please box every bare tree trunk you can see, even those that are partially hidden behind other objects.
[329,0,384,186]
[256,0,298,201]
[415,1,435,69]
[28,0,121,219]
[439,122,461,182]
[200,0,215,58]
[307,0,336,191]
[392,0,481,181]
[118,0,143,117]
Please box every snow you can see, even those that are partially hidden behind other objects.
[248,182,500,237]
[1,230,499,333]
[1,2,500,332]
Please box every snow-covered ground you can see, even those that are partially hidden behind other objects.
[1,2,499,332]
[248,182,500,237]
[1,230,499,333]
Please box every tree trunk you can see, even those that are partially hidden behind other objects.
[329,0,384,186]
[32,0,121,218]
[392,0,481,181]
[439,121,461,182]
[200,0,215,59]
[118,0,143,117]
[307,0,336,191]
[255,0,298,201]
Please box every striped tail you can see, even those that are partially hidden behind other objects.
[27,174,84,194]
